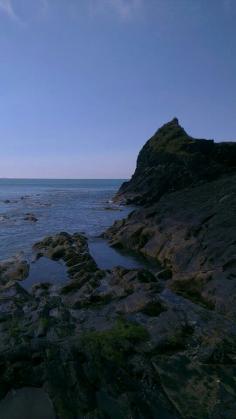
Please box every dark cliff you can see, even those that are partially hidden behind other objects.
[106,119,236,318]
[104,121,236,417]
[115,118,236,204]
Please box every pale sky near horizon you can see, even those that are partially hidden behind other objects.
[0,0,236,179]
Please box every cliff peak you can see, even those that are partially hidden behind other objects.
[153,117,182,134]
[115,120,236,205]
[164,117,179,125]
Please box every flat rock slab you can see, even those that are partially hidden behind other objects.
[0,387,56,419]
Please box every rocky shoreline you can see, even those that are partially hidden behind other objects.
[0,119,236,418]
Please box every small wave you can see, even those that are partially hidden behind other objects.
[0,215,9,222]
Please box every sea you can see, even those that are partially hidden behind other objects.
[0,179,148,274]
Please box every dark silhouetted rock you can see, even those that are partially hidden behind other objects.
[115,118,236,204]
[24,213,38,222]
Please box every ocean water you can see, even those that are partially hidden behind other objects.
[0,179,147,271]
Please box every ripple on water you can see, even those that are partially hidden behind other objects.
[0,179,130,260]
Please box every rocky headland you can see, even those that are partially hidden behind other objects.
[114,118,236,205]
[0,119,236,418]
[106,119,236,317]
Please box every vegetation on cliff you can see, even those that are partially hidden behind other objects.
[116,118,236,204]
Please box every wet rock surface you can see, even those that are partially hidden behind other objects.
[0,120,235,418]
[0,233,171,418]
[0,256,29,284]
[0,231,235,417]
[106,174,236,319]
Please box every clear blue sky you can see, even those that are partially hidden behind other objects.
[0,0,235,178]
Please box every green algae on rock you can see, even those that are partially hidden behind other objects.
[0,119,235,418]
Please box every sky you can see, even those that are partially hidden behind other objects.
[0,0,235,179]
